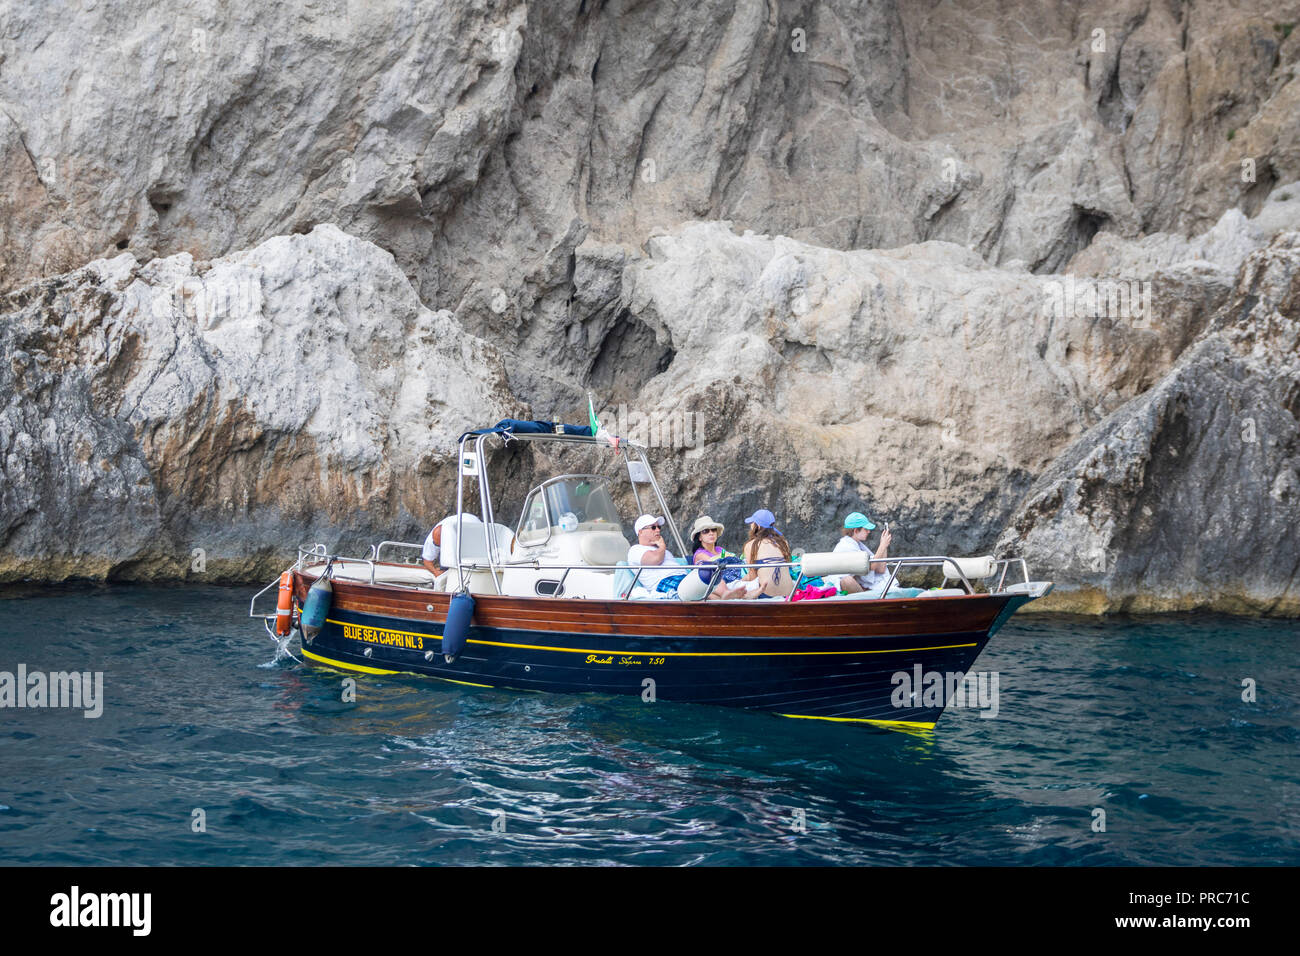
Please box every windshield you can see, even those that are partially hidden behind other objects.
[517,475,624,544]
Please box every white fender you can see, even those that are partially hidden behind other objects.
[676,568,711,601]
[942,555,996,581]
[798,551,873,578]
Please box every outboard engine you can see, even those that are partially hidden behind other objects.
[441,592,475,662]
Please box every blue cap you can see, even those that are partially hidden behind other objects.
[745,509,780,534]
[844,511,876,530]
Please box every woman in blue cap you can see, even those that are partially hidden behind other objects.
[830,511,893,594]
[739,509,796,598]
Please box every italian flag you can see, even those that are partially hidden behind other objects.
[588,393,619,449]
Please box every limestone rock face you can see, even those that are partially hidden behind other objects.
[592,211,1253,563]
[0,190,1294,602]
[3,0,1297,315]
[997,233,1300,613]
[0,225,517,581]
[1,1,1298,611]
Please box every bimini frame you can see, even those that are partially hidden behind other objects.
[451,430,687,594]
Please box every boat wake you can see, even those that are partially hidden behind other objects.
[259,630,301,668]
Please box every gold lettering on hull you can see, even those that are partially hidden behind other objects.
[342,623,425,651]
[584,654,665,666]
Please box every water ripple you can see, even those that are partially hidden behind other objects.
[1,587,1297,865]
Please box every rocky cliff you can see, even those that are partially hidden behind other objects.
[1,0,1298,612]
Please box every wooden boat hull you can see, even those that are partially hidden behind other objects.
[292,572,1032,729]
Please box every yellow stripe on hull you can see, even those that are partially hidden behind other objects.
[778,712,936,732]
[301,646,493,687]
[301,646,400,674]
[435,676,495,688]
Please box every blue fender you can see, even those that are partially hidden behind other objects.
[441,592,475,661]
[300,574,333,642]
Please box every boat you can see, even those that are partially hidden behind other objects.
[250,421,1053,731]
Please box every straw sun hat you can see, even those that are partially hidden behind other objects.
[690,516,725,538]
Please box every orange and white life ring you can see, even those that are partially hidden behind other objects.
[275,571,294,636]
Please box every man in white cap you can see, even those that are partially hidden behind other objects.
[627,514,679,589]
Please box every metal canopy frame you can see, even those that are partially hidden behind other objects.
[452,430,688,595]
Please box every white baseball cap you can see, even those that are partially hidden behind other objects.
[634,514,666,533]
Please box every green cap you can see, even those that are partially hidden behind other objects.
[844,511,876,530]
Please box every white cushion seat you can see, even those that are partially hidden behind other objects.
[579,531,631,567]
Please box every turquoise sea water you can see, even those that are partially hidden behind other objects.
[0,585,1296,866]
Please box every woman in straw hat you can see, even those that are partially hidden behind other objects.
[689,515,746,599]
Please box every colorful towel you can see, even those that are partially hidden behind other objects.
[791,584,839,602]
